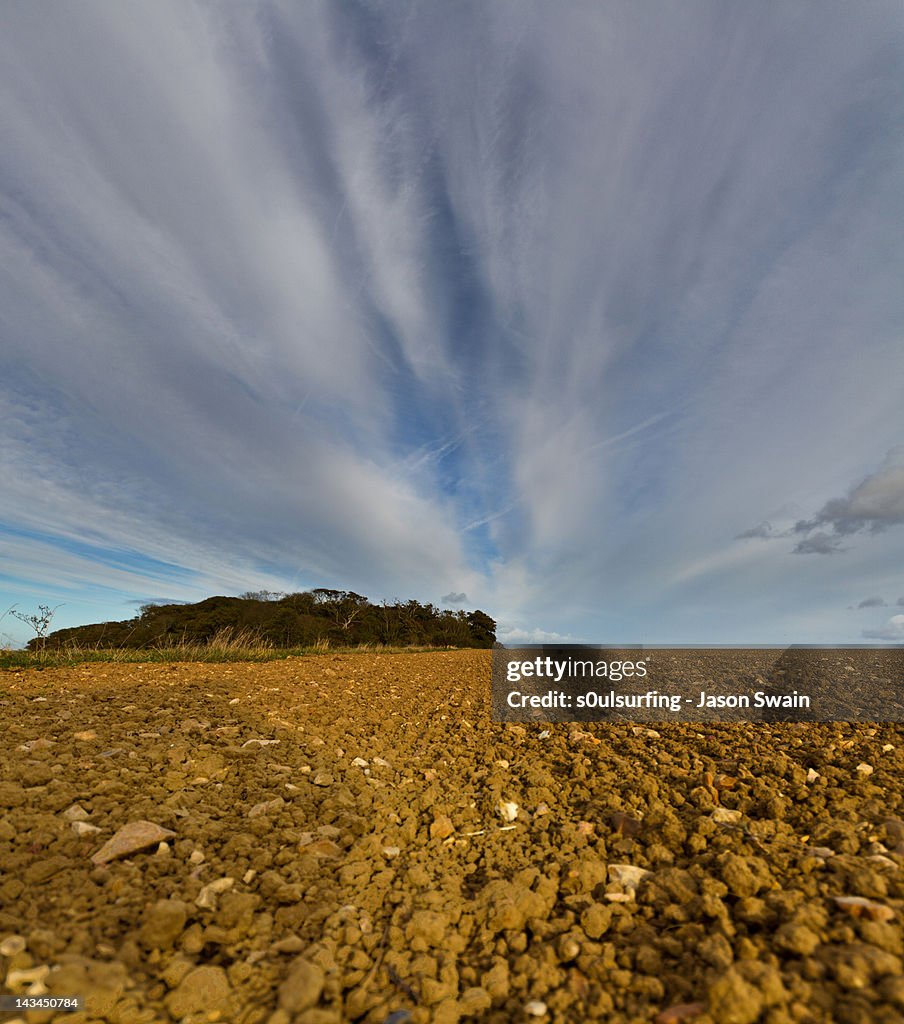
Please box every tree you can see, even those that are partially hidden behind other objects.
[12,604,63,659]
[466,610,496,647]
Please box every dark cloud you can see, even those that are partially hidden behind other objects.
[792,532,845,555]
[746,448,904,554]
[735,522,774,540]
[441,592,468,605]
[857,596,886,608]
[795,447,904,540]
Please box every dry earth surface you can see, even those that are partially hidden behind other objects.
[1,651,902,1024]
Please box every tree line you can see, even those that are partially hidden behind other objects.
[33,590,497,650]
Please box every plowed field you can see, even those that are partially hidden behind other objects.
[1,651,902,1024]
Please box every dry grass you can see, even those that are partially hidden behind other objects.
[0,631,456,670]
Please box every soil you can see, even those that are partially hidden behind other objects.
[1,651,902,1024]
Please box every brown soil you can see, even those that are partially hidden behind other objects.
[1,651,902,1024]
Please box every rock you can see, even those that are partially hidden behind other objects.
[165,965,231,1018]
[497,800,518,822]
[430,813,455,839]
[610,811,642,836]
[711,808,742,824]
[299,839,342,858]
[608,864,652,891]
[139,899,188,949]
[73,730,97,741]
[189,849,205,865]
[351,757,369,767]
[249,797,286,818]
[856,763,873,776]
[373,757,390,767]
[278,957,325,1013]
[6,965,50,991]
[312,772,333,787]
[62,803,90,822]
[556,935,580,962]
[196,877,235,910]
[806,768,820,783]
[382,846,401,859]
[271,935,305,954]
[91,821,176,865]
[0,935,26,957]
[833,896,894,922]
[525,1000,548,1017]
[72,821,101,836]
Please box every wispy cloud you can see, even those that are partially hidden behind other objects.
[2,2,903,644]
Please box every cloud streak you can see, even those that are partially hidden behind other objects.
[2,2,904,645]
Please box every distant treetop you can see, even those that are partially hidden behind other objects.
[34,590,496,651]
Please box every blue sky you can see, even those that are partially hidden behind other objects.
[2,1,904,648]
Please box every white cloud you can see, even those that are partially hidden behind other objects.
[863,615,904,641]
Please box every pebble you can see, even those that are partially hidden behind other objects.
[430,813,455,839]
[805,846,835,858]
[525,1000,548,1017]
[196,877,235,909]
[249,797,286,818]
[6,965,50,991]
[608,864,652,891]
[71,821,101,836]
[856,763,873,776]
[806,768,820,783]
[711,808,742,824]
[73,730,97,741]
[497,800,519,822]
[351,757,369,767]
[312,772,334,786]
[91,821,177,865]
[833,896,894,922]
[0,935,26,957]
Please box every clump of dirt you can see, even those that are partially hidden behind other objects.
[1,652,901,1023]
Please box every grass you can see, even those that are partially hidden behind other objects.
[0,629,468,670]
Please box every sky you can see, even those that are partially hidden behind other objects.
[2,1,904,648]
